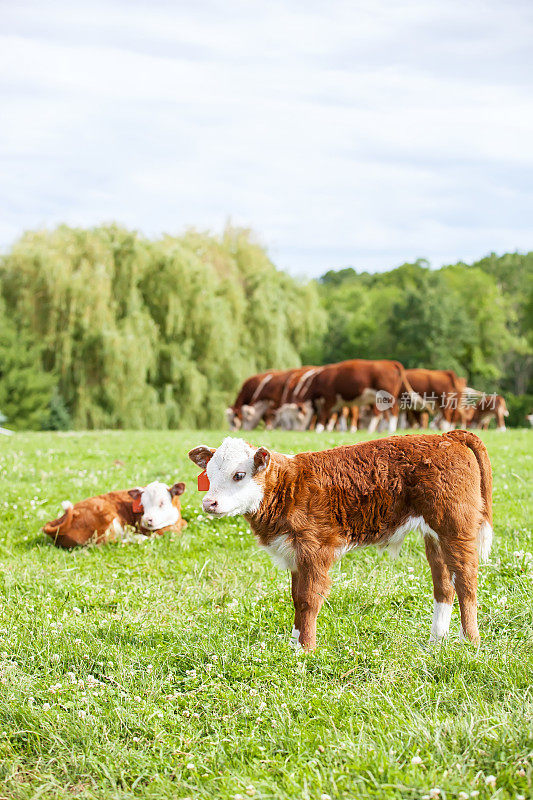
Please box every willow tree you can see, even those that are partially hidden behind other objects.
[0,224,325,429]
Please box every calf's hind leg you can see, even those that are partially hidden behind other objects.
[439,537,480,643]
[424,536,455,642]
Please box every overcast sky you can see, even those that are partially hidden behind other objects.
[1,0,532,277]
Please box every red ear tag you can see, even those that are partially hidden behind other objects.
[197,470,210,491]
[132,497,143,514]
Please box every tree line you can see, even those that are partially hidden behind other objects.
[0,224,531,430]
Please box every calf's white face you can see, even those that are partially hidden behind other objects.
[188,438,270,517]
[130,480,184,530]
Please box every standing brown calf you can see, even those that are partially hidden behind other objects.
[43,480,187,548]
[189,431,492,650]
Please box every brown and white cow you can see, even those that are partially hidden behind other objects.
[228,367,317,431]
[467,394,509,431]
[43,480,187,548]
[271,366,324,430]
[226,370,277,431]
[189,432,492,650]
[287,359,420,433]
[403,369,467,430]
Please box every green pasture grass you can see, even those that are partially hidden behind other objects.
[0,429,531,800]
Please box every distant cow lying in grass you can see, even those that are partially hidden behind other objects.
[189,431,492,650]
[43,481,187,548]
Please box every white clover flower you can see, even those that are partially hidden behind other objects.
[42,702,51,710]
[245,787,256,797]
[485,775,496,788]
[66,672,76,682]
[321,794,332,800]
[74,638,82,645]
[72,607,82,616]
[411,755,423,765]
[458,793,468,800]
[186,762,195,770]
[51,654,60,662]
[429,790,441,799]
[78,709,87,719]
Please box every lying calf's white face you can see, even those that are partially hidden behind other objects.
[189,438,270,517]
[130,480,184,530]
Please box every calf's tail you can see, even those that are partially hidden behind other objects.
[443,429,493,562]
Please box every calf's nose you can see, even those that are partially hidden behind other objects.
[203,497,218,514]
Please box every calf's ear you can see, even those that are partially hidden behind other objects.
[170,481,185,497]
[128,488,142,500]
[188,446,216,468]
[253,446,270,473]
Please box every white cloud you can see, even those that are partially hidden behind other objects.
[0,0,532,276]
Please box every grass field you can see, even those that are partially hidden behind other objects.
[0,429,531,800]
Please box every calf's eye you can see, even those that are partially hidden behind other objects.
[233,472,246,482]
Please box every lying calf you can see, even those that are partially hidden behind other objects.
[189,431,492,649]
[43,480,186,548]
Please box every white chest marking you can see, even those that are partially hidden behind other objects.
[260,534,297,572]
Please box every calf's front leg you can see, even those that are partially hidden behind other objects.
[291,562,332,650]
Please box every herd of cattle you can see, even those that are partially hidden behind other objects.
[226,359,509,433]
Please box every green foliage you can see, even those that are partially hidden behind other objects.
[0,225,326,430]
[1,223,530,431]
[505,393,533,428]
[0,300,54,430]
[0,429,531,798]
[318,252,533,398]
[42,390,72,431]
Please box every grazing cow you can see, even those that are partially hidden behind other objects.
[270,367,324,430]
[404,369,467,430]
[43,481,187,548]
[189,432,492,650]
[288,359,420,433]
[467,394,509,431]
[226,370,277,431]
[229,367,317,431]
